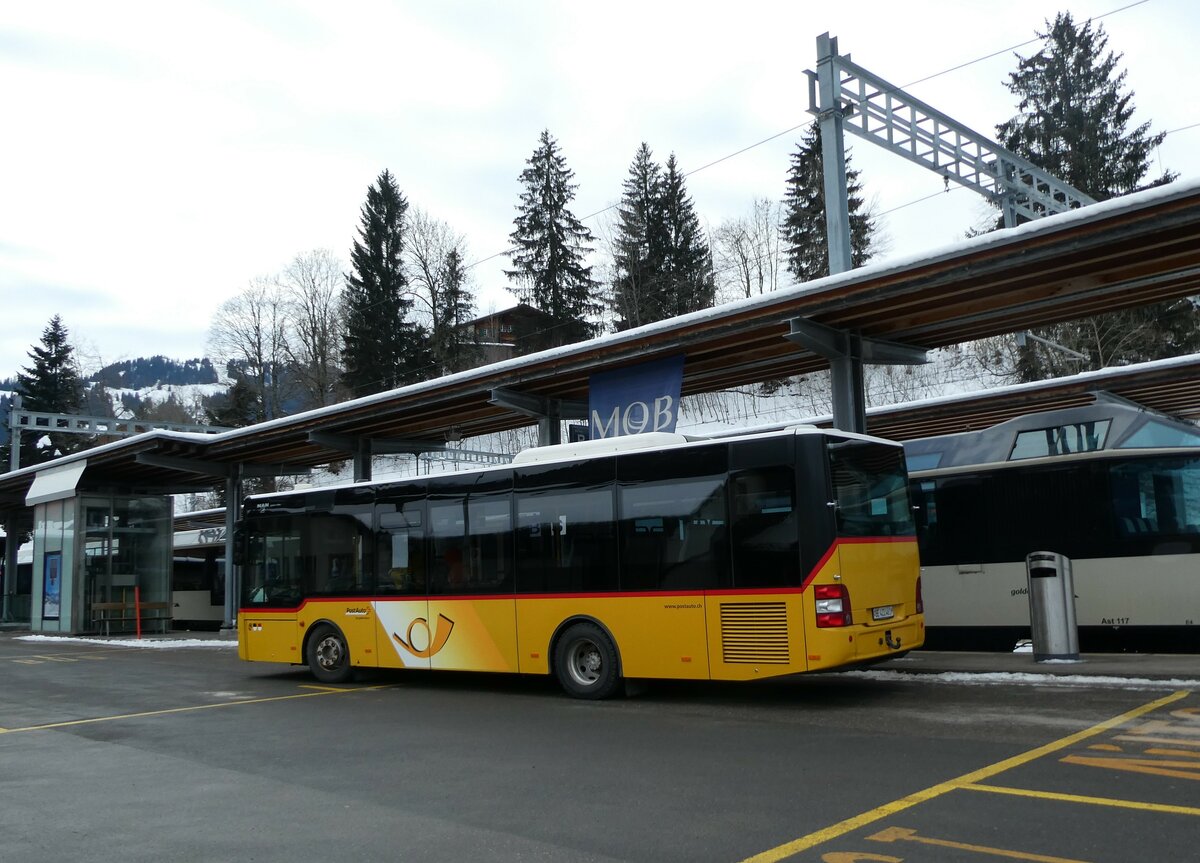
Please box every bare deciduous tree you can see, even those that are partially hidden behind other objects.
[207,277,291,421]
[405,207,477,373]
[278,249,344,409]
[713,199,786,304]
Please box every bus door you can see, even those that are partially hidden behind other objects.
[373,501,430,670]
[240,523,303,663]
[427,492,519,673]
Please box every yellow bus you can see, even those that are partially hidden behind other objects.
[237,427,923,697]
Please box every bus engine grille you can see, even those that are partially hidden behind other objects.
[720,602,790,664]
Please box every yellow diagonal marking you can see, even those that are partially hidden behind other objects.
[0,684,392,735]
[1145,747,1200,759]
[960,782,1200,817]
[1061,753,1200,781]
[1113,735,1200,747]
[868,825,1090,863]
[737,690,1191,863]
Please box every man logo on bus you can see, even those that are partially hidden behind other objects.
[392,613,455,659]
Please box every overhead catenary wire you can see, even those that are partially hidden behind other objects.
[466,0,1153,271]
[346,0,1168,395]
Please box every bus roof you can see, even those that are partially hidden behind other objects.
[245,425,902,505]
[904,397,1200,472]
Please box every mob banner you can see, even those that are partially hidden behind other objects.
[588,355,685,439]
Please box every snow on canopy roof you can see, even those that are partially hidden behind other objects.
[4,177,1198,497]
[206,177,1200,445]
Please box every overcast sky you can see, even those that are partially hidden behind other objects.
[3,0,1198,381]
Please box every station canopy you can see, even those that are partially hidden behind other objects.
[3,178,1200,521]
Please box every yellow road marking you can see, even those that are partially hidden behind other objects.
[868,825,1090,863]
[1113,734,1200,747]
[1146,747,1200,759]
[737,690,1191,863]
[1061,753,1200,781]
[11,655,109,664]
[960,782,1200,817]
[0,684,392,736]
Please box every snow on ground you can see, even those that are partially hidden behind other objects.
[847,669,1200,690]
[104,382,227,414]
[19,634,235,649]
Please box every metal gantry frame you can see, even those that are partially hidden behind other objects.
[806,33,1096,229]
[8,399,228,472]
[794,32,1097,433]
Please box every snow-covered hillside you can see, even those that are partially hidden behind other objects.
[101,382,229,422]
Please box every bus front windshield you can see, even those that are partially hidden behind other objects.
[828,441,916,538]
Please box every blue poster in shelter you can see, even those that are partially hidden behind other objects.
[42,551,62,620]
[589,355,685,439]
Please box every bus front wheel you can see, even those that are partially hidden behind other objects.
[554,622,621,699]
[306,624,353,684]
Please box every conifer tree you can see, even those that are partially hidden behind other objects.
[341,170,433,397]
[659,153,715,318]
[506,130,600,348]
[996,12,1198,381]
[781,122,875,284]
[5,315,87,468]
[999,12,1170,201]
[203,378,275,495]
[611,143,666,330]
[435,248,479,374]
[611,146,714,330]
[204,377,261,429]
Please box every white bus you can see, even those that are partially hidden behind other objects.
[906,398,1200,651]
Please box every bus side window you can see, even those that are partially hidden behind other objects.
[730,468,798,589]
[617,476,729,591]
[429,500,470,593]
[378,504,425,594]
[913,480,939,551]
[515,486,617,594]
[468,495,512,591]
[308,514,372,596]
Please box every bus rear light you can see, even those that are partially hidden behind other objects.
[916,576,924,614]
[814,583,852,627]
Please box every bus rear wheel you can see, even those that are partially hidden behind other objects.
[307,624,353,684]
[554,622,621,699]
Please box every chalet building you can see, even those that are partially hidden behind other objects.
[461,303,561,364]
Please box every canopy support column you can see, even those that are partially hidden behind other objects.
[785,318,928,434]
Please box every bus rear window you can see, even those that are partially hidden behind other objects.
[828,441,915,538]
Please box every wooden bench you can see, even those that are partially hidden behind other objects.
[91,599,172,636]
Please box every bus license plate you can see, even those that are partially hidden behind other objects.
[871,605,894,621]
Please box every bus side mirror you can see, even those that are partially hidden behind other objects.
[232,527,245,567]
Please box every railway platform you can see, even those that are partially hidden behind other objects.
[878,648,1200,682]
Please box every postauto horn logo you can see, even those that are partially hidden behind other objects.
[392,613,455,659]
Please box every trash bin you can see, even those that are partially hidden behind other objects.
[1025,551,1079,661]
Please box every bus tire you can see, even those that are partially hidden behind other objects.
[306,623,353,684]
[553,622,621,699]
